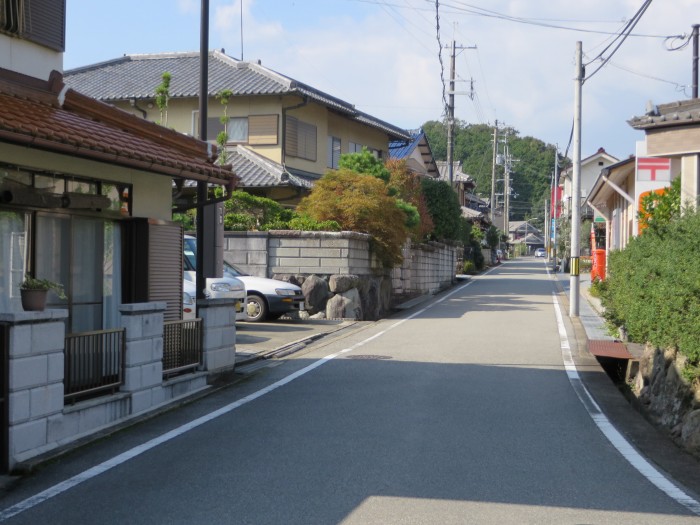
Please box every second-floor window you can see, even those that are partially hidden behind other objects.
[195,113,278,145]
[327,136,341,169]
[349,142,382,159]
[286,116,317,161]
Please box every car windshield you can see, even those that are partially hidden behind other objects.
[183,237,250,277]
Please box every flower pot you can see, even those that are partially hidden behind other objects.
[20,289,48,311]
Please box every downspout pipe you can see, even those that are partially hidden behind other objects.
[129,98,147,119]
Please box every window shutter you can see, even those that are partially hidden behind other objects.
[249,115,278,145]
[23,0,66,52]
[1,0,20,33]
[286,116,299,157]
[298,121,317,161]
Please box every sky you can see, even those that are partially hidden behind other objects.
[64,0,698,162]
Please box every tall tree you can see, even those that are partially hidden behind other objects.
[423,120,556,221]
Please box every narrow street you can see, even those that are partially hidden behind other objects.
[1,258,699,524]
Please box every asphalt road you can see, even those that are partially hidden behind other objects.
[1,258,699,524]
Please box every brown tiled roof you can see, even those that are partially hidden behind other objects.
[0,68,236,186]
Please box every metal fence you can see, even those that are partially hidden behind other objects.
[64,328,125,403]
[163,319,202,378]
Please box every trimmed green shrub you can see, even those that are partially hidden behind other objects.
[601,210,700,366]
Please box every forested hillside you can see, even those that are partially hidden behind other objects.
[422,120,560,222]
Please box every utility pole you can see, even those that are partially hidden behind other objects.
[693,24,699,99]
[570,41,583,317]
[490,120,498,223]
[444,40,477,187]
[447,40,456,186]
[552,146,559,267]
[196,0,210,303]
[503,130,511,241]
[544,199,550,258]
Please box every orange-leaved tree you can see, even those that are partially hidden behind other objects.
[297,169,409,268]
[386,159,434,241]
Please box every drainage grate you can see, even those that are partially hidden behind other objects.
[345,355,392,360]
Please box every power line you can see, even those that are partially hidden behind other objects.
[435,0,448,115]
[583,0,653,82]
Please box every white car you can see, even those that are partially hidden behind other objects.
[184,236,304,322]
[183,237,246,321]
[223,262,305,322]
[535,248,546,258]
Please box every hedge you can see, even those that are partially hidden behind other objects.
[601,210,700,366]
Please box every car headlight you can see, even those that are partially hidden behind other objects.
[183,292,195,305]
[276,288,297,296]
[210,282,234,292]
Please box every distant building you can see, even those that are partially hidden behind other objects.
[558,147,618,220]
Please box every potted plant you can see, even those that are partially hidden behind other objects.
[19,275,66,311]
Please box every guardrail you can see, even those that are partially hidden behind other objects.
[163,319,202,378]
[64,328,125,403]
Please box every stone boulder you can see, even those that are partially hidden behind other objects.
[329,274,360,294]
[326,288,363,320]
[681,410,700,455]
[301,275,330,315]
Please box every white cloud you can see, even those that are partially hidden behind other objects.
[204,0,695,158]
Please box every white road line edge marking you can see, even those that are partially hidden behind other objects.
[551,292,700,516]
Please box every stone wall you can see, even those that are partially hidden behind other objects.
[223,231,459,320]
[633,344,700,458]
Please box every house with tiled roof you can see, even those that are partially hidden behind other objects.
[0,0,240,471]
[64,50,412,206]
[628,98,700,209]
[388,130,439,178]
[558,147,618,220]
[434,160,490,227]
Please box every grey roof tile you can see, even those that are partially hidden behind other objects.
[65,50,410,141]
[227,145,314,189]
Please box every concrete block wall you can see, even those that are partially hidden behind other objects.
[1,299,239,470]
[225,231,376,277]
[224,231,458,300]
[198,298,237,373]
[2,310,68,467]
[223,231,269,277]
[269,231,374,275]
[120,302,166,415]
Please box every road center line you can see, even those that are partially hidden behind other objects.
[550,292,700,516]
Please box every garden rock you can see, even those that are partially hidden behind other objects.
[326,288,363,320]
[329,274,360,294]
[301,275,331,315]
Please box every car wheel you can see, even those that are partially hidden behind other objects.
[246,294,268,322]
